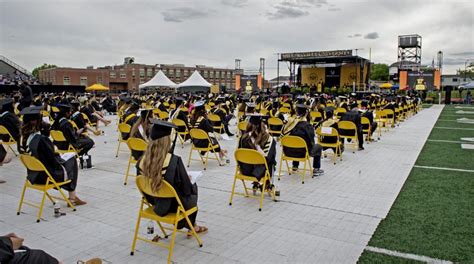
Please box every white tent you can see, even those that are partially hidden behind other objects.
[139,70,176,89]
[459,81,474,89]
[177,70,211,91]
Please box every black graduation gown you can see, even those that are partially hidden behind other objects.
[0,236,58,264]
[56,118,94,156]
[137,155,198,229]
[121,112,138,140]
[0,111,21,142]
[285,120,316,158]
[238,136,276,179]
[27,133,78,191]
[71,111,86,129]
[0,145,6,162]
[193,117,220,152]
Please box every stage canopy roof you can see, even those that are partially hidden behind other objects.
[139,70,176,89]
[177,70,211,88]
[279,49,369,64]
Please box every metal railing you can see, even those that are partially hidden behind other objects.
[0,55,32,76]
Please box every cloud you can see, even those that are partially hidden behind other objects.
[449,51,474,57]
[364,32,379,39]
[328,7,341,11]
[221,0,247,8]
[266,5,309,20]
[162,7,209,23]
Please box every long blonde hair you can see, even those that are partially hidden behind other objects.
[142,136,171,193]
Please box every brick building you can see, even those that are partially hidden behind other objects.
[38,58,237,93]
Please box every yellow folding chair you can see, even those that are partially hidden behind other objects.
[267,117,283,138]
[158,111,169,121]
[237,121,248,137]
[208,114,224,135]
[361,117,372,142]
[278,135,312,184]
[171,119,189,148]
[124,138,148,185]
[375,110,388,139]
[335,107,347,119]
[187,128,223,170]
[50,130,80,157]
[278,107,290,114]
[316,127,342,165]
[229,149,276,211]
[0,125,18,156]
[384,109,395,128]
[310,111,323,126]
[116,123,131,157]
[338,120,359,153]
[131,176,203,263]
[17,154,76,222]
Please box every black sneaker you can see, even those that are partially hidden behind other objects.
[292,167,298,172]
[313,168,324,177]
[358,147,365,151]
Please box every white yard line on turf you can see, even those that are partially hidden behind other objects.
[427,139,465,144]
[365,246,453,264]
[414,165,474,173]
[434,127,474,130]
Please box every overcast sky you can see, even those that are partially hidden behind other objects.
[1,0,473,78]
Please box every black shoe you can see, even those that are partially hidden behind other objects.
[358,147,365,151]
[292,167,298,172]
[227,132,234,137]
[313,168,324,177]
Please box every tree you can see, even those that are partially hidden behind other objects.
[32,63,57,78]
[457,62,474,79]
[370,63,389,81]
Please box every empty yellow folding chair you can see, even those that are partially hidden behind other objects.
[171,119,190,148]
[375,110,388,139]
[188,128,223,170]
[338,120,359,153]
[50,130,80,157]
[361,117,372,142]
[316,127,342,165]
[267,117,283,138]
[384,109,395,128]
[0,125,18,156]
[124,138,148,185]
[278,135,312,184]
[229,149,276,211]
[237,120,248,137]
[131,176,203,264]
[17,154,76,223]
[116,123,131,157]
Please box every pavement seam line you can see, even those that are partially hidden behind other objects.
[433,127,474,130]
[413,165,474,173]
[365,246,453,264]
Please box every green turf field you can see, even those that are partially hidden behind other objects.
[358,105,474,263]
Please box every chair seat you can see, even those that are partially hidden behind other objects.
[235,173,261,182]
[27,180,72,190]
[194,144,219,151]
[281,154,308,162]
[141,206,197,224]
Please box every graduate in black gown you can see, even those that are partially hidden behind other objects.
[190,101,229,162]
[52,104,95,168]
[238,114,277,191]
[0,233,59,264]
[211,97,234,136]
[0,98,21,152]
[20,106,86,206]
[283,104,324,177]
[137,119,208,239]
[170,97,191,142]
[120,100,140,140]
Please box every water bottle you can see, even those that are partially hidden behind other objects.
[54,204,61,217]
[147,221,154,238]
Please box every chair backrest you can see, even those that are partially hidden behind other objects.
[127,137,148,152]
[208,114,221,123]
[310,111,322,121]
[81,113,91,122]
[281,135,308,150]
[279,107,290,114]
[361,117,371,130]
[51,106,60,113]
[338,120,357,131]
[235,149,268,169]
[237,121,248,132]
[260,108,268,116]
[383,109,394,118]
[268,117,283,127]
[189,128,209,140]
[172,118,188,131]
[0,125,12,137]
[20,154,47,172]
[158,112,169,120]
[50,130,67,142]
[316,126,339,138]
[118,123,132,134]
[136,175,182,204]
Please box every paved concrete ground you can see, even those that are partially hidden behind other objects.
[0,105,443,264]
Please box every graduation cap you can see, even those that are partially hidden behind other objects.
[247,113,264,125]
[175,97,185,105]
[20,106,42,122]
[57,104,72,112]
[70,100,80,107]
[139,108,152,119]
[245,102,256,112]
[194,101,206,111]
[129,99,140,111]
[150,119,177,140]
[296,95,305,103]
[361,100,369,107]
[349,101,358,108]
